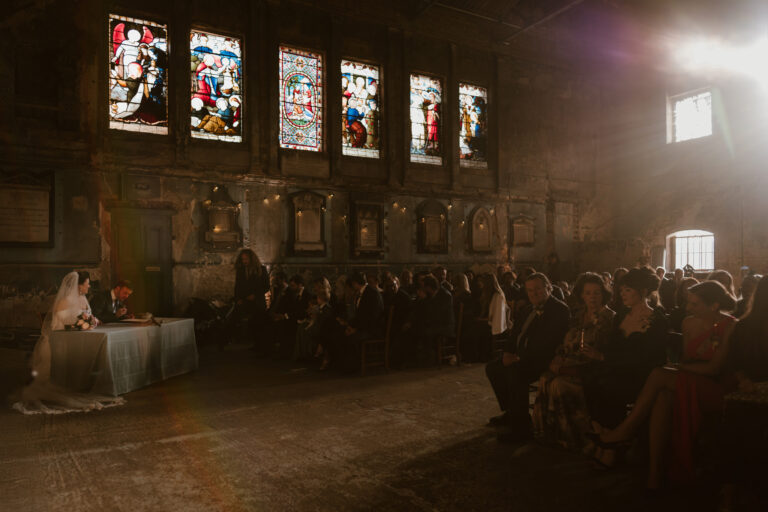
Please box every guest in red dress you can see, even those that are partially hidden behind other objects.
[593,280,737,490]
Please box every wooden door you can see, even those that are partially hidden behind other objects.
[111,208,173,317]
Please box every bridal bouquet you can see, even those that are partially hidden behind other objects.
[65,313,97,331]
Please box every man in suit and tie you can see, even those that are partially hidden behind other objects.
[336,271,384,372]
[485,272,570,442]
[90,280,134,324]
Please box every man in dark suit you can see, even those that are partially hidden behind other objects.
[485,272,570,442]
[279,274,312,358]
[383,276,413,368]
[417,275,454,362]
[90,280,133,324]
[336,272,384,371]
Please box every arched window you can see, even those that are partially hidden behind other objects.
[667,229,714,271]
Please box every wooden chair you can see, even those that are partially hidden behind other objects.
[360,306,394,376]
[437,303,463,368]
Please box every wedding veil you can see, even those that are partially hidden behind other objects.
[12,271,125,415]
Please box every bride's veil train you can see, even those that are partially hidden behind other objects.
[11,271,125,415]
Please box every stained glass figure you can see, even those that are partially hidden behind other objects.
[190,31,243,142]
[459,83,488,167]
[409,74,442,164]
[279,46,323,151]
[341,60,380,158]
[109,14,168,134]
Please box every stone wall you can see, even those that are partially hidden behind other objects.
[0,0,616,328]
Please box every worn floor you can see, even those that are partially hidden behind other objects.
[1,344,716,512]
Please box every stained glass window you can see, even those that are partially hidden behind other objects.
[190,31,243,142]
[409,74,442,164]
[109,14,168,134]
[279,46,323,151]
[341,60,380,158]
[459,83,488,168]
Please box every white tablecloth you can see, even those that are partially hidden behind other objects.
[50,318,198,396]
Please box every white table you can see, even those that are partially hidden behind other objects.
[50,318,198,396]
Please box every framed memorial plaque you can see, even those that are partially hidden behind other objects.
[290,191,326,256]
[469,207,493,253]
[416,200,448,254]
[0,171,54,247]
[352,202,383,257]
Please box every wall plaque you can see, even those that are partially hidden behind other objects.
[469,207,493,252]
[291,191,326,255]
[0,171,54,247]
[352,202,383,257]
[417,200,448,253]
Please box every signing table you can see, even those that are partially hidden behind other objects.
[50,318,198,396]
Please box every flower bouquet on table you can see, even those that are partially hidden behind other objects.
[65,313,98,331]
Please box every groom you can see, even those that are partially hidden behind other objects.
[91,280,134,323]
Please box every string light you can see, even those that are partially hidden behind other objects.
[400,206,406,213]
[274,194,281,200]
[328,192,334,199]
[263,197,269,204]
[392,201,399,209]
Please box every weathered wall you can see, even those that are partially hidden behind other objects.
[0,0,614,328]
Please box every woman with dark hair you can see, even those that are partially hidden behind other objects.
[668,276,699,332]
[593,280,737,489]
[707,269,737,301]
[582,267,667,468]
[533,272,615,451]
[230,249,269,346]
[608,267,629,313]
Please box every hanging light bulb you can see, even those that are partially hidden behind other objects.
[274,194,281,200]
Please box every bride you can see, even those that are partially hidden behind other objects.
[12,271,126,414]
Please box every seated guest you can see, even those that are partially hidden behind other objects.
[718,276,768,510]
[366,271,383,293]
[708,269,737,301]
[281,275,312,358]
[658,271,676,311]
[415,275,454,362]
[264,271,290,355]
[90,280,133,323]
[432,266,453,292]
[533,272,615,451]
[485,272,570,442]
[591,280,735,488]
[399,269,416,298]
[582,267,667,469]
[296,277,336,366]
[452,273,482,362]
[608,267,629,313]
[500,271,520,309]
[477,273,508,360]
[734,273,762,318]
[383,276,413,368]
[668,277,699,333]
[335,272,384,372]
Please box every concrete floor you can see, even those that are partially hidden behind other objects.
[0,345,714,512]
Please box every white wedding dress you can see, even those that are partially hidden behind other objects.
[12,272,126,415]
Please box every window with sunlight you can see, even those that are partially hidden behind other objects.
[670,229,714,271]
[668,90,712,143]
